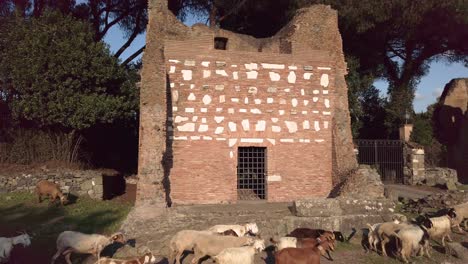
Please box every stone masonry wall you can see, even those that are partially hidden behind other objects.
[165,38,334,204]
[0,170,104,199]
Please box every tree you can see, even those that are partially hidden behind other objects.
[0,11,138,131]
[410,113,434,146]
[1,0,148,65]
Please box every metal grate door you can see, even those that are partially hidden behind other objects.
[355,139,405,183]
[237,147,267,200]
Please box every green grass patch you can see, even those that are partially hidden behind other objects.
[0,191,133,263]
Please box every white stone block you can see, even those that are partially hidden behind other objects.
[272,126,281,132]
[198,124,208,132]
[169,66,176,73]
[228,122,237,132]
[250,108,261,114]
[203,95,212,105]
[233,72,239,80]
[214,116,224,123]
[312,110,319,114]
[177,123,195,132]
[170,83,175,88]
[323,90,329,94]
[216,108,223,112]
[246,71,258,79]
[203,136,212,140]
[200,108,207,113]
[174,136,187,140]
[279,110,285,115]
[313,97,319,102]
[267,138,276,145]
[181,70,192,80]
[239,109,247,113]
[241,119,250,131]
[172,106,178,112]
[304,73,313,80]
[315,139,325,143]
[184,60,195,66]
[245,63,258,70]
[255,120,266,131]
[271,118,278,123]
[314,121,320,131]
[219,95,225,103]
[262,63,285,69]
[292,98,298,107]
[303,120,310,129]
[325,99,330,108]
[313,90,320,94]
[229,138,237,147]
[320,74,329,87]
[268,175,282,182]
[190,136,200,140]
[188,93,196,101]
[323,111,331,115]
[269,72,280,81]
[267,98,274,104]
[231,98,239,103]
[304,100,309,106]
[216,70,228,76]
[302,111,308,115]
[231,64,238,68]
[185,108,194,113]
[192,116,198,121]
[285,121,298,133]
[172,90,179,102]
[288,65,298,70]
[215,127,224,134]
[201,61,210,67]
[288,71,296,83]
[168,59,180,63]
[203,70,211,78]
[241,138,263,143]
[318,67,331,70]
[254,99,262,104]
[324,121,329,129]
[230,151,234,158]
[216,138,226,141]
[280,99,286,105]
[304,139,311,143]
[280,139,294,143]
[201,118,207,123]
[174,116,188,123]
[301,89,305,96]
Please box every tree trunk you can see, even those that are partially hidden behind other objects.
[209,4,218,27]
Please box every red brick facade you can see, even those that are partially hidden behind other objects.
[165,37,335,204]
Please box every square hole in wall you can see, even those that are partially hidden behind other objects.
[214,37,228,50]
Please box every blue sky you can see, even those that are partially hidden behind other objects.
[104,15,467,113]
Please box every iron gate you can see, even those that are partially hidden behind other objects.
[237,147,267,200]
[355,140,404,183]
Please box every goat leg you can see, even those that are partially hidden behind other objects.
[326,249,334,261]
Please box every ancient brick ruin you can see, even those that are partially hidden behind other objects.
[137,0,357,205]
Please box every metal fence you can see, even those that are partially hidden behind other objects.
[237,147,267,200]
[355,140,405,184]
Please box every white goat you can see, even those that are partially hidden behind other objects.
[270,237,297,251]
[207,223,259,237]
[0,233,31,263]
[169,230,217,264]
[366,219,400,252]
[426,210,457,246]
[393,222,432,263]
[51,231,125,264]
[191,234,255,264]
[451,203,468,232]
[213,239,265,264]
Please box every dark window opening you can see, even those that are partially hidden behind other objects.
[214,37,228,50]
[279,38,292,54]
[237,147,267,200]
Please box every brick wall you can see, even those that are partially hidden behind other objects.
[165,38,334,204]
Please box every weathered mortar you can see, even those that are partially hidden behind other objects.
[138,0,357,205]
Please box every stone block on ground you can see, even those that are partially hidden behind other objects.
[293,198,342,217]
[446,242,468,261]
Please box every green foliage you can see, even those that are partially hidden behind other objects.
[0,11,138,130]
[410,113,433,146]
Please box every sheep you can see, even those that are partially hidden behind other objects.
[274,238,335,264]
[190,233,255,264]
[169,230,218,264]
[0,232,31,263]
[51,231,125,264]
[206,223,259,237]
[95,252,157,264]
[36,180,69,206]
[393,219,432,264]
[425,209,457,246]
[450,202,468,232]
[212,239,265,264]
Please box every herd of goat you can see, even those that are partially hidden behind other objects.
[0,179,467,264]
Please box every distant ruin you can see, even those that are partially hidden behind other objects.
[137,0,357,205]
[434,78,468,184]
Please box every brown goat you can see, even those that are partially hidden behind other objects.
[288,228,342,241]
[297,234,336,260]
[220,229,239,237]
[35,180,68,205]
[275,239,334,264]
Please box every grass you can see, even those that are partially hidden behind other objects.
[0,191,133,263]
